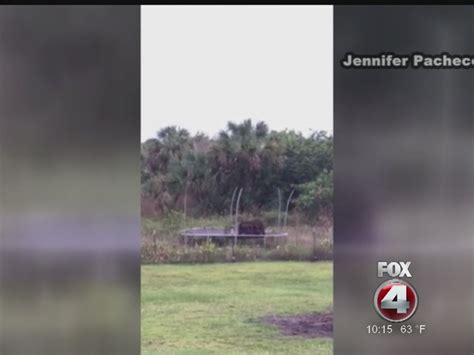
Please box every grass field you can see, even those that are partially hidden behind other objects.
[142,262,333,354]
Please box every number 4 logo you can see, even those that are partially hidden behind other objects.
[374,279,418,322]
[381,284,410,314]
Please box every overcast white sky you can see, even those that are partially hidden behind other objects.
[141,5,333,142]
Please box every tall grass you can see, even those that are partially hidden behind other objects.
[141,212,332,264]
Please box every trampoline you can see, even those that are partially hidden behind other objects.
[180,227,287,241]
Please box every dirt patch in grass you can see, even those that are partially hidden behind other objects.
[261,312,333,338]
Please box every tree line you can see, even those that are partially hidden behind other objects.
[141,119,333,223]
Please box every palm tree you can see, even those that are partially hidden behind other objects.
[157,126,191,166]
[208,119,282,211]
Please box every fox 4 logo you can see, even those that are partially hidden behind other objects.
[374,261,418,322]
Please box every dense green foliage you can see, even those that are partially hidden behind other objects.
[142,262,333,354]
[141,120,332,223]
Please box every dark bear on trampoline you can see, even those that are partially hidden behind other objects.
[238,219,265,235]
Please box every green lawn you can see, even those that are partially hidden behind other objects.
[142,262,333,355]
